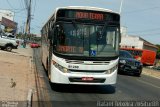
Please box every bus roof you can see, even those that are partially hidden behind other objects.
[42,6,119,28]
[55,6,118,14]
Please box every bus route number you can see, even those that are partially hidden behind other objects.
[68,65,79,69]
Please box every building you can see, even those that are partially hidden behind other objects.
[0,10,14,21]
[120,35,158,52]
[0,10,17,34]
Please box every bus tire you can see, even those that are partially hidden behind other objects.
[50,83,60,91]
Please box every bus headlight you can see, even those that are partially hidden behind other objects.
[119,60,126,64]
[54,63,68,73]
[105,65,118,74]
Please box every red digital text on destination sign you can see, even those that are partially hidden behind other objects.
[75,12,104,20]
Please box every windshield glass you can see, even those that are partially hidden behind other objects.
[55,22,119,57]
[120,50,133,58]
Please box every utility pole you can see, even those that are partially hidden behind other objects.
[23,0,31,48]
[23,22,25,34]
[119,0,124,34]
[23,0,31,47]
[25,0,31,37]
[119,0,124,14]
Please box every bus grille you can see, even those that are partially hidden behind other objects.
[69,69,106,73]
[126,61,140,66]
[65,60,84,64]
[126,61,135,66]
[65,60,110,65]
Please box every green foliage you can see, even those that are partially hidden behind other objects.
[156,44,160,59]
[16,33,41,42]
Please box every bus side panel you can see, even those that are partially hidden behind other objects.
[141,50,156,65]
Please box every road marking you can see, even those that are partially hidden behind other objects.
[137,79,160,89]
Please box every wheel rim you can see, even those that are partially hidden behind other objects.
[6,47,12,51]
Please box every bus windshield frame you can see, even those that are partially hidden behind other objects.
[53,21,120,59]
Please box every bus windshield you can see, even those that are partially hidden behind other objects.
[55,22,119,57]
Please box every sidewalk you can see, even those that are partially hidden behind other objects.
[0,45,36,103]
[142,67,160,79]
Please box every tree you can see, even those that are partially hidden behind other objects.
[156,44,160,59]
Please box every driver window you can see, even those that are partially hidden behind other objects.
[56,24,65,45]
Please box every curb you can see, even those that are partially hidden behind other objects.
[142,72,160,79]
[142,68,160,79]
[27,89,33,107]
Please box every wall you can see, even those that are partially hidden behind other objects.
[120,35,142,49]
[0,10,14,21]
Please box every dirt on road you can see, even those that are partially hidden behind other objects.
[0,46,36,102]
[0,46,159,106]
[142,67,160,79]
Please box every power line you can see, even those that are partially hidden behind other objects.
[15,15,27,18]
[14,9,26,13]
[20,0,26,12]
[6,0,16,10]
[129,32,160,36]
[128,28,160,33]
[5,0,26,13]
[32,0,37,15]
[0,8,26,14]
[123,6,160,14]
[0,8,25,11]
[24,0,29,12]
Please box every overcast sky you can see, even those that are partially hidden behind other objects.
[0,0,160,44]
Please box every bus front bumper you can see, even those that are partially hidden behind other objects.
[50,67,117,85]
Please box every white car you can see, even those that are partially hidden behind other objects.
[0,34,19,52]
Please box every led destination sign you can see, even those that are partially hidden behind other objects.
[57,9,120,21]
[75,12,104,20]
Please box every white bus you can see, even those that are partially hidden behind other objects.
[41,6,120,85]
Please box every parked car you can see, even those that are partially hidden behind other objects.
[1,34,20,45]
[30,42,40,48]
[0,34,18,52]
[118,50,143,76]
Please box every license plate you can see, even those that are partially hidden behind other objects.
[131,66,137,69]
[82,77,94,81]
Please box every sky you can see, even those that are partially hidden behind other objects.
[0,0,160,44]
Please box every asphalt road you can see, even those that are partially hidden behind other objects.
[33,49,160,107]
